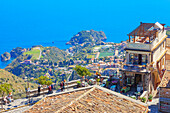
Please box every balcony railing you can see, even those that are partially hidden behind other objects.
[121,64,148,72]
[127,35,167,51]
[126,43,151,51]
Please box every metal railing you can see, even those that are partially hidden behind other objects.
[126,43,151,51]
[121,64,147,72]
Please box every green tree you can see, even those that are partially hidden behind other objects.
[46,80,53,86]
[74,65,91,78]
[34,76,52,86]
[0,83,12,108]
[34,76,53,95]
[0,83,12,97]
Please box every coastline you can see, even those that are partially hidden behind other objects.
[0,40,71,69]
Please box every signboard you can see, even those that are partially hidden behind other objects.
[159,87,170,112]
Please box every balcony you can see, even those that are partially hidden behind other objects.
[126,34,167,52]
[126,43,151,51]
[120,64,149,73]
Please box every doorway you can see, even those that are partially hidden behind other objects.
[135,74,142,91]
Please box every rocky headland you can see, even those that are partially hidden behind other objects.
[66,29,107,46]
[1,52,11,61]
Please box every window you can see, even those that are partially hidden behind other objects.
[129,54,147,65]
[129,54,134,64]
[142,55,147,65]
[129,54,139,65]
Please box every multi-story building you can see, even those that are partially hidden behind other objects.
[120,22,167,95]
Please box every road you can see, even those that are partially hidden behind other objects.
[95,52,100,59]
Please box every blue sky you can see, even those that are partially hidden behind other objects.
[0,0,170,43]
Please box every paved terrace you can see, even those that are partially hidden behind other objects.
[0,80,80,113]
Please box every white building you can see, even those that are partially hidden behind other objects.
[120,22,167,96]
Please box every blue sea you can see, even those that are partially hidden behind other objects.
[0,0,170,69]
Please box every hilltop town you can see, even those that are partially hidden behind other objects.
[1,29,126,84]
[0,22,170,113]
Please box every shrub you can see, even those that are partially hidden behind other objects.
[77,81,81,87]
[13,89,15,92]
[130,96,136,100]
[77,81,81,84]
[140,97,146,103]
[148,94,153,100]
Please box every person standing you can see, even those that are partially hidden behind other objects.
[38,85,41,96]
[51,84,54,90]
[7,92,12,103]
[3,96,7,105]
[60,81,64,91]
[63,80,66,91]
[48,85,52,94]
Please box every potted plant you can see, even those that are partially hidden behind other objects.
[140,97,146,103]
[148,94,153,102]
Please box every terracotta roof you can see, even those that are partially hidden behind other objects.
[24,89,90,113]
[24,86,148,113]
[61,88,147,113]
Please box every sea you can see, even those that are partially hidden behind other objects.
[0,0,170,69]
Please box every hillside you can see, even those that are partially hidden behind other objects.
[42,47,69,62]
[66,29,107,46]
[4,46,70,78]
[0,69,38,98]
[23,47,41,60]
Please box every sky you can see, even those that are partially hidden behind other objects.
[0,0,170,44]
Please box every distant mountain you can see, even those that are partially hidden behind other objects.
[0,69,38,99]
[66,29,107,46]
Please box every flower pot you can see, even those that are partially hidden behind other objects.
[149,99,152,102]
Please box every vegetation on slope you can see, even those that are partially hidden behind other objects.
[1,52,11,61]
[99,52,115,58]
[42,47,69,62]
[167,30,170,36]
[66,29,106,46]
[10,47,25,58]
[24,48,41,60]
[5,46,70,78]
[0,69,37,98]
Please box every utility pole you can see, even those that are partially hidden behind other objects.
[27,77,30,103]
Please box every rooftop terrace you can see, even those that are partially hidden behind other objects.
[126,22,167,52]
